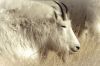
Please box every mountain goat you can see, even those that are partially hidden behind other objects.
[0,0,80,65]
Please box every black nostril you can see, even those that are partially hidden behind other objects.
[76,46,80,50]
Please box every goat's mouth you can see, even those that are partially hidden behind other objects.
[69,47,80,54]
[71,48,78,52]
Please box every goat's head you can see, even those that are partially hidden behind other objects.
[48,1,80,58]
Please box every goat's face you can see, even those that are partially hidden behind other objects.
[47,2,80,56]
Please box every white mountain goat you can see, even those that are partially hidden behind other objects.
[0,0,80,65]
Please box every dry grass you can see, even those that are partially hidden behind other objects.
[36,31,100,66]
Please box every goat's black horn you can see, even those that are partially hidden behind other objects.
[61,2,68,13]
[54,1,66,20]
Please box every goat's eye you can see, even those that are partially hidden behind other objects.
[61,25,66,28]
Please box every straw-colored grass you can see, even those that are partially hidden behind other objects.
[37,28,100,66]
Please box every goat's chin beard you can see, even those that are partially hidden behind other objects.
[57,50,72,62]
[39,49,69,63]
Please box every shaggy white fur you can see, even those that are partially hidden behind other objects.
[0,0,80,66]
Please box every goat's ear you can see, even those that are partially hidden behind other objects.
[51,6,56,9]
[51,6,58,19]
[54,11,58,19]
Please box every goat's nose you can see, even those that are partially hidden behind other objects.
[76,46,80,50]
